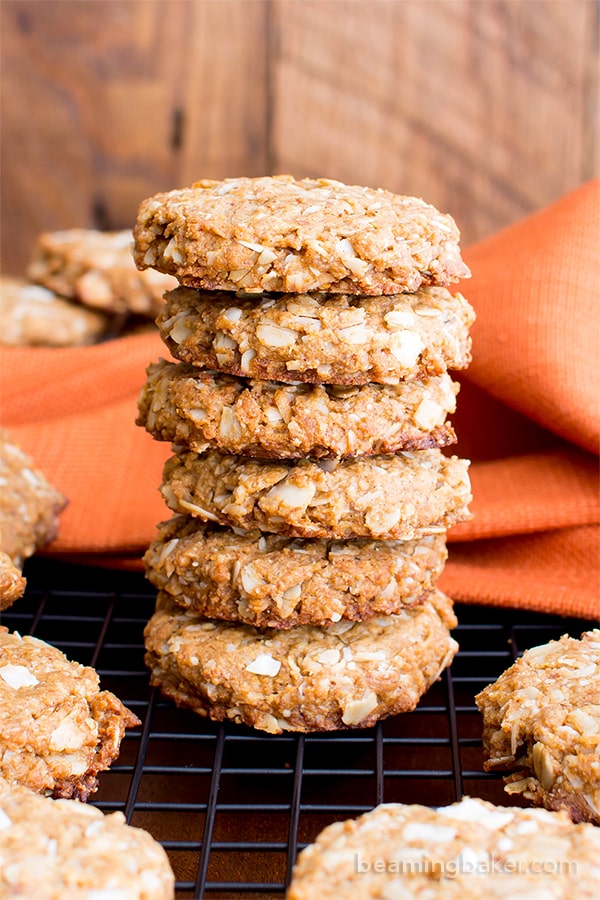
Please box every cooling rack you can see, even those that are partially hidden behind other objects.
[3,558,596,899]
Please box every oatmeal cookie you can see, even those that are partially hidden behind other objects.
[0,552,26,612]
[138,359,458,458]
[158,286,474,385]
[144,515,447,628]
[476,630,600,825]
[0,628,140,800]
[0,778,174,898]
[133,175,470,295]
[144,589,458,734]
[0,432,67,609]
[27,228,177,317]
[0,276,109,346]
[160,448,472,540]
[287,797,600,899]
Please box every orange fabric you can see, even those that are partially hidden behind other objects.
[1,181,599,618]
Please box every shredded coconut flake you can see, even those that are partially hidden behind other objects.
[402,822,456,843]
[246,653,281,676]
[86,891,131,900]
[437,798,514,829]
[0,664,39,689]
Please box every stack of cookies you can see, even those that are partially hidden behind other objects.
[133,175,475,734]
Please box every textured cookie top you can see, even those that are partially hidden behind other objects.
[27,228,176,316]
[0,628,139,799]
[133,175,470,295]
[0,778,174,899]
[144,589,458,734]
[476,630,600,824]
[287,797,600,899]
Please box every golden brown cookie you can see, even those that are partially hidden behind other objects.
[138,358,459,458]
[160,448,472,540]
[0,276,110,346]
[0,553,26,613]
[133,175,470,295]
[158,285,475,385]
[0,628,140,800]
[287,798,600,899]
[144,589,458,734]
[144,515,447,628]
[0,432,67,610]
[0,778,174,898]
[476,630,600,824]
[27,228,177,317]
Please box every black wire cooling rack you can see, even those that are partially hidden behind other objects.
[3,558,597,900]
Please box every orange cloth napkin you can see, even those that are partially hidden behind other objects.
[1,181,598,619]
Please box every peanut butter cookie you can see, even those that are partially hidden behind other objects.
[133,175,470,295]
[0,628,140,800]
[0,432,67,610]
[476,630,600,824]
[138,358,458,458]
[0,778,174,898]
[160,448,472,540]
[158,285,474,385]
[1,276,109,346]
[144,515,447,628]
[144,589,458,734]
[287,797,600,899]
[28,228,176,317]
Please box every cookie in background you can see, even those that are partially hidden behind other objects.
[1,275,110,346]
[0,431,67,610]
[27,228,176,318]
[1,228,178,347]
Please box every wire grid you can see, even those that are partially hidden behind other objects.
[3,559,596,899]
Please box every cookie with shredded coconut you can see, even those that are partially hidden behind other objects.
[144,515,447,629]
[160,448,472,541]
[144,589,458,734]
[0,553,26,612]
[0,276,110,346]
[157,285,474,385]
[138,358,458,458]
[0,431,67,610]
[27,228,177,317]
[0,778,174,898]
[476,630,600,825]
[133,175,470,295]
[286,797,600,899]
[0,628,140,800]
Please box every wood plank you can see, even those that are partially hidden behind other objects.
[270,0,598,245]
[1,0,597,273]
[1,0,186,273]
[0,0,270,274]
[177,0,270,184]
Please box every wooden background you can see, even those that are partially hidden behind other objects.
[1,0,598,275]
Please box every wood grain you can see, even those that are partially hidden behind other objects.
[1,0,597,274]
[270,0,598,244]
